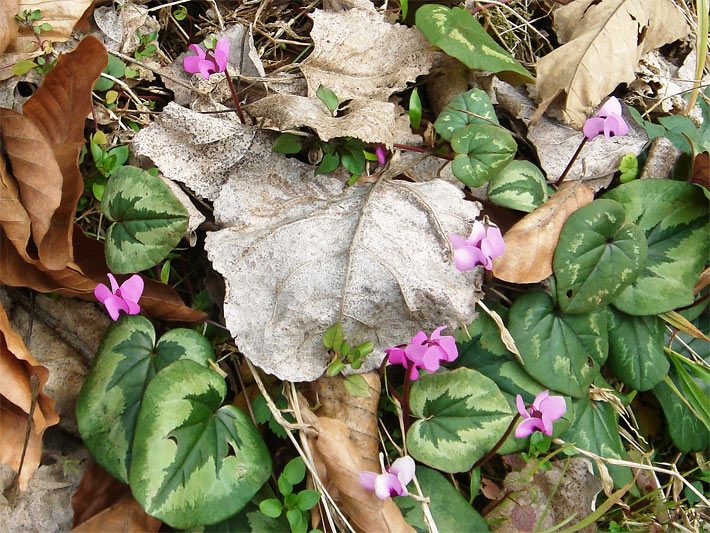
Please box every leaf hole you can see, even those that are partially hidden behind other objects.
[16,81,37,97]
[566,290,573,299]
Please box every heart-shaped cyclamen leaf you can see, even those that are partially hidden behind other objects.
[434,88,499,142]
[603,180,709,315]
[451,124,516,187]
[487,160,549,213]
[101,165,189,273]
[406,368,512,473]
[415,5,534,85]
[76,315,215,483]
[554,199,647,314]
[607,308,668,391]
[130,359,272,529]
[508,292,607,398]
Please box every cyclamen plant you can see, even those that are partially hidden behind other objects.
[359,454,415,500]
[515,390,567,438]
[449,220,505,272]
[385,325,458,380]
[94,273,144,321]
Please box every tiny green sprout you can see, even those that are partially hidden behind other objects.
[160,260,171,284]
[173,5,188,21]
[316,84,339,115]
[259,457,320,533]
[409,88,422,129]
[322,323,373,396]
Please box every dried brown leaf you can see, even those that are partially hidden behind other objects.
[304,411,414,533]
[0,108,63,263]
[71,462,133,527]
[72,497,161,533]
[9,1,94,54]
[492,182,594,283]
[0,227,205,323]
[300,8,438,101]
[0,301,59,490]
[535,0,689,127]
[314,372,381,472]
[21,35,107,270]
[0,0,19,55]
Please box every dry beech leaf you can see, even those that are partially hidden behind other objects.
[493,182,594,283]
[0,226,205,323]
[0,301,59,491]
[0,0,19,55]
[534,0,689,127]
[93,4,159,56]
[7,0,93,54]
[205,176,481,382]
[72,497,162,533]
[314,372,381,470]
[302,409,414,533]
[494,80,647,190]
[486,458,602,533]
[20,35,107,270]
[247,95,414,146]
[300,8,438,101]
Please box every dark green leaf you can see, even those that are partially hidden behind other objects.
[450,124,516,187]
[316,84,339,114]
[322,322,343,350]
[409,88,422,129]
[488,160,548,212]
[315,152,340,175]
[554,199,647,314]
[260,499,283,518]
[343,374,370,398]
[283,457,306,486]
[296,490,320,511]
[273,133,304,154]
[278,475,293,496]
[434,88,499,142]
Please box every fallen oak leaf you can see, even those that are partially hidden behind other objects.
[0,226,205,323]
[72,497,161,533]
[534,0,689,127]
[492,182,594,284]
[71,461,132,526]
[0,0,18,55]
[0,301,59,491]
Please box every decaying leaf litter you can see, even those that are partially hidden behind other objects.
[0,0,708,531]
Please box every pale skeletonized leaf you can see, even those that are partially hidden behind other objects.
[205,177,481,382]
[246,94,417,147]
[534,0,689,127]
[300,8,438,101]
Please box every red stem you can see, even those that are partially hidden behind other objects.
[224,70,246,125]
[393,143,454,161]
[554,137,587,187]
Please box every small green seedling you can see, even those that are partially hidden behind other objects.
[316,84,339,116]
[134,30,159,61]
[258,457,321,533]
[323,322,373,397]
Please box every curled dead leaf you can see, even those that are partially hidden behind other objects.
[492,182,594,283]
[0,301,59,491]
[72,497,161,533]
[302,408,414,533]
[0,0,19,55]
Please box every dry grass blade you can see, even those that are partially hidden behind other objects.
[21,35,107,270]
[0,301,59,490]
[493,182,594,283]
[304,411,415,533]
[0,108,63,263]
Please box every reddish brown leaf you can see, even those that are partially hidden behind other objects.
[0,108,63,262]
[0,301,59,490]
[493,182,594,283]
[0,227,206,323]
[690,152,709,190]
[0,0,19,55]
[72,497,161,533]
[21,35,107,270]
[72,462,132,526]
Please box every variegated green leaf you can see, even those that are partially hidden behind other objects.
[102,165,189,274]
[395,466,490,532]
[508,292,607,398]
[76,316,214,483]
[415,5,534,85]
[554,199,647,314]
[130,360,272,528]
[487,160,548,212]
[434,88,499,142]
[607,308,668,391]
[561,398,632,489]
[451,124,516,187]
[406,368,512,473]
[604,180,709,315]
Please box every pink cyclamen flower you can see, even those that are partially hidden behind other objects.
[183,37,230,80]
[386,325,458,380]
[359,454,415,499]
[582,97,629,141]
[375,145,388,166]
[515,390,566,438]
[94,274,144,321]
[449,220,505,272]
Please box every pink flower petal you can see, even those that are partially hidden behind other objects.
[405,343,428,367]
[582,117,605,140]
[515,417,545,438]
[119,275,144,304]
[421,347,442,372]
[515,394,529,418]
[374,473,401,499]
[125,300,141,315]
[197,59,215,80]
[385,347,407,366]
[188,44,206,59]
[375,146,387,166]
[453,245,486,272]
[484,225,505,257]
[390,456,415,487]
[532,390,550,411]
[103,295,128,321]
[213,38,230,71]
[359,471,377,491]
[541,412,554,436]
[94,283,112,303]
[598,97,622,118]
[539,394,567,421]
[107,273,120,294]
[183,55,203,75]
[468,220,486,245]
[408,365,420,381]
[603,114,628,138]
[429,325,447,340]
[449,233,471,250]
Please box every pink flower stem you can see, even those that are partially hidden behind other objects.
[402,361,413,432]
[472,413,520,470]
[393,143,454,161]
[224,70,246,125]
[554,137,587,187]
